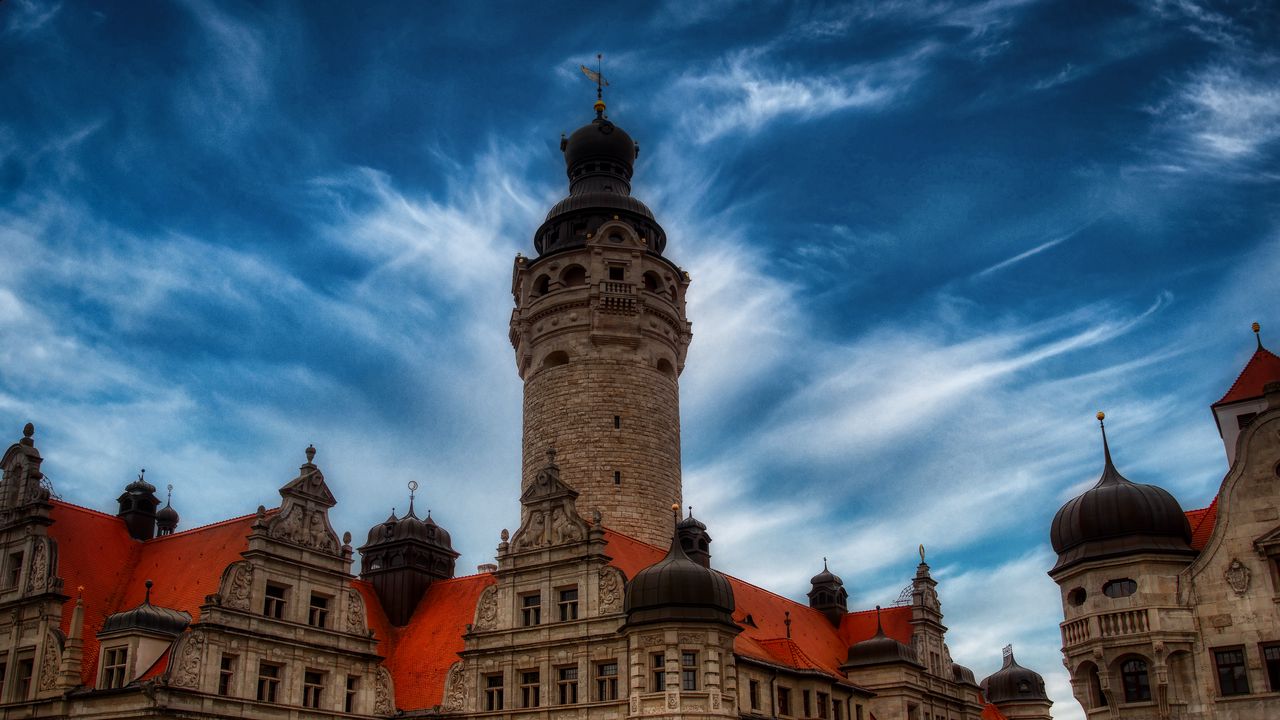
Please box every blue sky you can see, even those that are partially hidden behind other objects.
[2,1,1278,716]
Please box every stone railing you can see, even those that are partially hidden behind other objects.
[1098,608,1149,638]
[1062,617,1091,646]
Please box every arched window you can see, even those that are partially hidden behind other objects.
[656,358,675,377]
[542,351,569,370]
[1121,658,1150,703]
[643,272,662,293]
[531,275,550,297]
[1103,579,1137,598]
[561,265,587,287]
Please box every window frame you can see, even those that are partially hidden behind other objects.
[520,669,540,708]
[6,552,22,589]
[520,592,542,626]
[817,690,830,719]
[595,661,618,701]
[1103,578,1138,599]
[13,651,34,702]
[556,665,579,705]
[1262,642,1280,692]
[263,583,288,620]
[749,679,760,710]
[345,675,360,713]
[307,592,330,628]
[1212,646,1251,697]
[101,645,129,689]
[485,672,504,711]
[1120,657,1151,703]
[680,650,697,691]
[777,686,791,716]
[217,654,237,696]
[557,586,579,622]
[651,652,665,692]
[256,661,282,703]
[302,669,326,709]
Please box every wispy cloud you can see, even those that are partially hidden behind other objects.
[1,0,63,37]
[975,221,1094,278]
[1172,64,1280,160]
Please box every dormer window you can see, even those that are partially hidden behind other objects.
[101,646,128,689]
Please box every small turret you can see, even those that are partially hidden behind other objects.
[155,484,179,536]
[624,506,736,630]
[358,481,459,626]
[980,645,1052,720]
[807,557,848,625]
[117,469,159,541]
[676,507,711,568]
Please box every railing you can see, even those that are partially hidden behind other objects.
[1098,608,1149,637]
[602,281,633,295]
[1063,618,1091,646]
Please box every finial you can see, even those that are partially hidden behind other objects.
[1254,321,1263,348]
[166,484,173,505]
[671,503,680,524]
[784,610,792,639]
[1097,411,1114,469]
[139,468,146,482]
[22,422,34,439]
[407,480,419,516]
[919,544,926,564]
[874,604,884,635]
[305,444,316,463]
[501,528,509,542]
[1002,643,1014,664]
[144,579,153,604]
[342,531,352,545]
[823,556,828,570]
[77,584,84,597]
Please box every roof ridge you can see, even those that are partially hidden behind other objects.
[1213,345,1280,406]
[51,499,123,520]
[142,507,276,541]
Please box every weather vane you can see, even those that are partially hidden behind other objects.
[579,53,608,100]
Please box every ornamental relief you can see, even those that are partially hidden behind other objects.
[345,588,367,634]
[441,662,466,712]
[167,630,206,689]
[25,537,48,594]
[374,665,395,715]
[511,502,587,551]
[37,631,60,691]
[222,561,254,611]
[269,502,340,554]
[598,566,624,614]
[473,586,499,630]
[1224,558,1251,596]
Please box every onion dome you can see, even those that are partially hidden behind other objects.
[676,507,712,568]
[952,663,979,686]
[100,580,191,637]
[841,606,922,669]
[624,514,736,629]
[981,646,1048,704]
[807,558,848,625]
[156,484,179,535]
[1050,414,1193,572]
[534,100,667,256]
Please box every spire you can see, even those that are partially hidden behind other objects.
[407,480,419,518]
[1002,643,1015,668]
[874,605,885,636]
[1093,411,1130,487]
[1098,411,1113,469]
[1255,321,1263,349]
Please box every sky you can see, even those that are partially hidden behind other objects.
[1,1,1278,717]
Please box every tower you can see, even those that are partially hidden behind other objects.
[510,96,691,547]
[807,558,848,626]
[117,469,160,541]
[358,481,459,625]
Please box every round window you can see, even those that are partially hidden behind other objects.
[1067,587,1087,606]
[1102,579,1137,598]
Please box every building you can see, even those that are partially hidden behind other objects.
[0,100,1048,720]
[1050,325,1280,719]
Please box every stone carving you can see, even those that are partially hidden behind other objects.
[551,507,585,544]
[224,562,254,611]
[441,662,467,712]
[667,692,679,709]
[168,630,206,689]
[710,690,722,709]
[598,567,624,614]
[1224,558,1251,596]
[38,632,60,691]
[630,695,640,714]
[270,504,339,553]
[513,511,547,550]
[678,632,705,645]
[25,538,47,594]
[374,665,394,715]
[640,633,665,647]
[473,586,499,630]
[346,588,367,634]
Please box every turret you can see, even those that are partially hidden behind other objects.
[980,645,1052,720]
[807,558,848,626]
[1211,322,1280,466]
[117,469,159,541]
[358,481,459,626]
[156,483,179,536]
[676,507,711,568]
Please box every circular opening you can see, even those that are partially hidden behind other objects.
[561,265,587,287]
[1068,587,1087,606]
[542,351,570,370]
[643,271,663,293]
[1102,578,1137,598]
[656,358,675,377]
[531,274,550,297]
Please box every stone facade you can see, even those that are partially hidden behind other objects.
[1053,365,1280,718]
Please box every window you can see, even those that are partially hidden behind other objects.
[557,666,578,704]
[777,687,792,716]
[818,691,830,719]
[257,662,281,703]
[1120,658,1150,703]
[681,651,697,691]
[520,670,540,708]
[264,583,287,619]
[614,470,621,485]
[1214,648,1250,696]
[217,654,236,696]
[521,593,541,626]
[803,689,812,716]
[101,646,128,689]
[303,670,325,708]
[856,703,864,720]
[6,552,22,588]
[345,675,359,713]
[651,653,665,691]
[749,679,760,710]
[608,266,624,281]
[1103,579,1137,598]
[596,661,618,700]
[1265,644,1280,692]
[15,653,33,701]
[485,673,504,711]
[614,415,621,429]
[0,656,7,700]
[834,699,844,720]
[558,587,579,621]
[1067,587,1087,606]
[308,593,329,628]
[1237,412,1258,429]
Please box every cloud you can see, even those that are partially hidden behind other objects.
[1172,64,1280,160]
[974,221,1093,278]
[1,0,62,37]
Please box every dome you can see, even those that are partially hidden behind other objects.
[841,612,921,669]
[101,581,191,637]
[981,649,1048,704]
[543,191,655,223]
[364,506,454,550]
[1050,422,1193,572]
[952,663,979,686]
[624,527,735,629]
[156,503,179,528]
[810,562,843,587]
[562,116,637,179]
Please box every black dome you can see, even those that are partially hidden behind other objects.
[1050,424,1193,572]
[841,614,921,669]
[563,117,637,181]
[364,506,454,551]
[981,650,1048,704]
[156,503,179,527]
[810,562,842,587]
[543,191,655,223]
[624,528,735,629]
[101,582,190,637]
[952,663,979,687]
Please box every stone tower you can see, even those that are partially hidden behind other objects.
[510,98,691,547]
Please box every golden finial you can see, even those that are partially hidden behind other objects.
[918,544,926,563]
[1253,322,1261,333]
[1096,411,1105,422]
[1254,322,1263,349]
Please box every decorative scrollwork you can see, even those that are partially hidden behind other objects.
[38,631,60,691]
[374,665,395,715]
[224,562,254,611]
[473,586,499,630]
[441,662,466,711]
[598,566,624,614]
[168,630,206,689]
[346,588,367,634]
[1224,558,1251,596]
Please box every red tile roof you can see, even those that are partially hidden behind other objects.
[982,702,1011,720]
[47,500,260,687]
[1185,500,1218,551]
[1213,345,1280,407]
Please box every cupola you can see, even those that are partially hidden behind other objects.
[807,558,848,625]
[980,645,1051,709]
[676,507,711,568]
[1049,413,1193,573]
[117,469,160,541]
[841,606,922,669]
[624,507,736,630]
[358,481,459,626]
[155,484,179,536]
[100,580,191,637]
